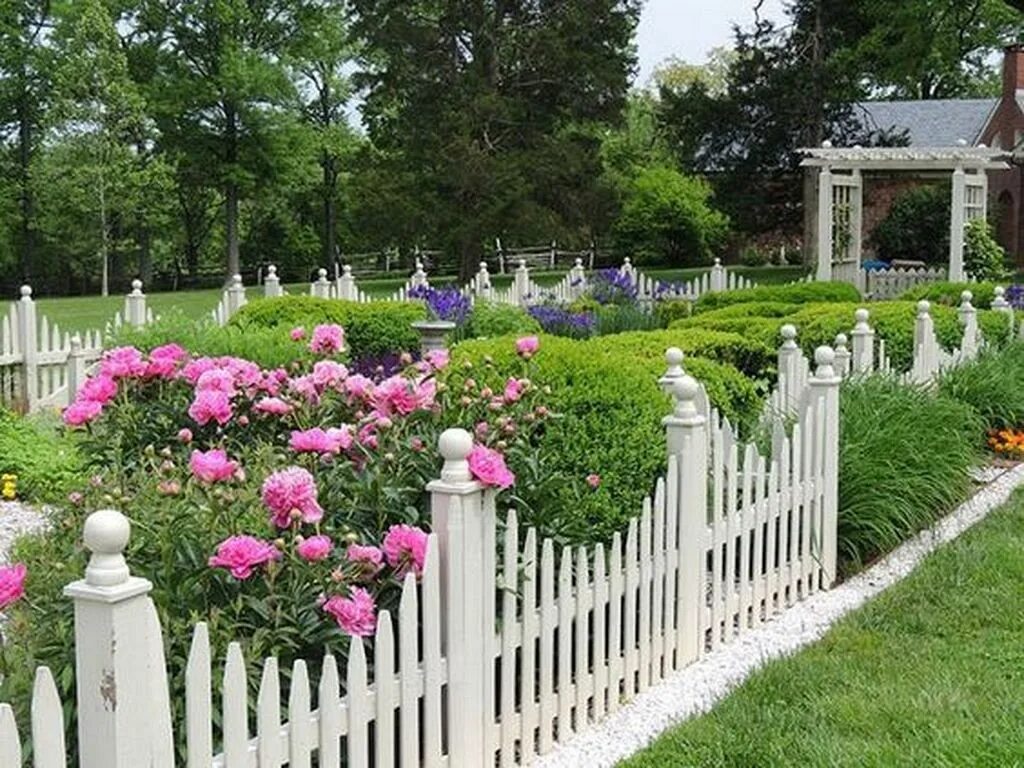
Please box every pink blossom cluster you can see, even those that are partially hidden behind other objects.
[0,563,27,610]
[208,536,281,579]
[261,466,324,528]
[309,324,345,355]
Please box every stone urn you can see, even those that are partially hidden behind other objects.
[411,319,456,355]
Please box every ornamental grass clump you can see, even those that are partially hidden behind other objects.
[938,343,1024,431]
[838,375,981,572]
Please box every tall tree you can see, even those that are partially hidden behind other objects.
[350,0,641,275]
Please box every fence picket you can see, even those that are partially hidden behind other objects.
[766,457,781,616]
[592,544,608,722]
[0,704,21,767]
[789,422,803,603]
[500,511,519,768]
[538,538,556,753]
[574,546,591,733]
[651,479,666,682]
[751,454,767,627]
[374,610,396,768]
[638,502,652,692]
[287,661,312,768]
[607,532,623,715]
[421,535,444,768]
[222,642,249,768]
[557,546,574,743]
[738,443,755,635]
[724,435,739,641]
[663,456,679,672]
[317,655,342,768]
[623,518,639,699]
[257,657,282,768]
[519,527,538,763]
[186,623,213,768]
[31,667,66,768]
[346,639,370,768]
[710,421,725,649]
[399,574,420,768]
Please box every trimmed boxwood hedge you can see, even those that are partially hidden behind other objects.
[231,296,426,360]
[594,328,776,381]
[899,281,999,309]
[693,281,862,314]
[450,333,761,540]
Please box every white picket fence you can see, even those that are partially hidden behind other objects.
[863,266,947,299]
[763,290,997,423]
[0,282,153,412]
[1,347,841,767]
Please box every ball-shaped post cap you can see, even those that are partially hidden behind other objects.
[437,428,474,484]
[83,509,131,587]
[815,345,836,369]
[713,257,722,266]
[20,285,31,298]
[131,279,142,291]
[916,299,931,315]
[854,308,870,324]
[821,139,833,148]
[267,265,277,275]
[665,347,684,368]
[671,375,700,405]
[479,261,488,270]
[623,257,632,265]
[575,257,583,267]
[780,324,798,342]
[343,265,352,275]
[961,290,973,303]
[995,286,1006,297]
[232,274,243,286]
[835,333,848,347]
[318,268,327,279]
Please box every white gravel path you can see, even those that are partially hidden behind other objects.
[536,463,1024,768]
[0,500,50,564]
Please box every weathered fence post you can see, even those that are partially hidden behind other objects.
[16,285,37,410]
[63,509,174,768]
[226,274,247,318]
[710,258,726,292]
[569,257,586,300]
[808,347,841,587]
[664,375,707,665]
[495,237,506,274]
[549,240,557,269]
[851,308,874,373]
[514,259,530,306]
[124,280,147,328]
[991,286,1014,334]
[910,300,937,384]
[311,268,332,299]
[834,333,851,377]
[67,334,87,403]
[426,429,495,766]
[959,290,979,359]
[338,265,358,301]
[264,265,282,298]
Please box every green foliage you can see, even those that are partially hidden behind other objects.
[964,218,1008,281]
[900,281,999,309]
[837,376,981,571]
[693,281,861,313]
[465,301,542,339]
[0,410,83,502]
[870,184,950,264]
[612,167,730,266]
[451,334,761,542]
[939,343,1024,431]
[230,296,425,360]
[654,299,692,327]
[592,303,662,335]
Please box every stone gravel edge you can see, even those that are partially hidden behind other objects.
[536,463,1024,768]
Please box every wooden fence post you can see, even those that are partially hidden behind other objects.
[569,258,586,300]
[910,300,937,383]
[851,308,874,373]
[958,290,979,359]
[475,262,493,301]
[991,286,1014,334]
[264,265,282,298]
[664,375,707,666]
[834,333,851,377]
[226,274,247,317]
[67,334,87,403]
[808,347,840,587]
[63,509,174,768]
[311,268,331,299]
[710,258,725,292]
[411,259,429,290]
[338,265,358,301]
[514,260,530,306]
[777,324,801,413]
[124,280,147,328]
[16,285,37,410]
[426,429,495,766]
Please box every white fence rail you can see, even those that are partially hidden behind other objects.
[1,347,841,767]
[863,266,947,300]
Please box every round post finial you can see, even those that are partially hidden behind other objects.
[438,428,474,484]
[343,265,352,275]
[131,279,143,293]
[916,300,931,316]
[575,257,582,267]
[780,324,798,349]
[814,345,837,379]
[835,333,848,350]
[232,274,243,287]
[318,268,327,279]
[517,259,527,270]
[960,290,973,305]
[267,265,277,276]
[854,308,870,326]
[20,285,32,299]
[713,257,722,266]
[821,139,833,148]
[83,509,132,587]
[659,347,685,391]
[671,375,701,420]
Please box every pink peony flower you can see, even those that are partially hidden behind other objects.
[77,375,118,405]
[468,445,516,489]
[177,428,193,444]
[372,375,436,416]
[290,327,306,341]
[312,360,348,390]
[195,368,236,396]
[515,336,539,359]
[322,587,376,637]
[63,399,104,427]
[296,535,333,562]
[180,357,218,385]
[254,396,293,415]
[261,467,323,528]
[188,390,233,426]
[382,524,429,577]
[586,473,601,489]
[357,422,378,450]
[344,374,374,401]
[67,491,84,505]
[309,324,345,355]
[189,449,239,484]
[289,374,321,405]
[424,349,450,370]
[290,427,348,455]
[475,421,489,438]
[0,563,27,610]
[346,543,384,574]
[99,346,147,379]
[146,344,187,378]
[208,536,281,580]
[503,378,524,404]
[150,343,188,363]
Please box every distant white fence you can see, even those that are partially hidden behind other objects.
[763,290,998,423]
[1,348,841,767]
[862,266,947,299]
[0,282,153,413]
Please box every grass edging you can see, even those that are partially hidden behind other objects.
[534,463,1024,768]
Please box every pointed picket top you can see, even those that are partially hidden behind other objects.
[31,666,66,768]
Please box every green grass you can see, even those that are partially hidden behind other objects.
[23,265,806,335]
[620,490,1024,768]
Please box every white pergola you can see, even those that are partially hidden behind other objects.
[801,145,1011,286]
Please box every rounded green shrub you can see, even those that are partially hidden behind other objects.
[230,296,425,359]
[594,328,776,381]
[450,333,761,541]
[654,299,693,327]
[899,281,999,309]
[465,301,541,338]
[693,281,861,313]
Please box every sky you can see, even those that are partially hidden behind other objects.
[635,0,786,86]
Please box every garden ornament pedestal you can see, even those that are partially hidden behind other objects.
[412,320,456,355]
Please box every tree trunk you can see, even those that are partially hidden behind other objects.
[99,177,109,297]
[16,89,34,283]
[137,222,152,284]
[224,103,241,280]
[322,154,338,272]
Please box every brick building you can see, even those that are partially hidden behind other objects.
[852,45,1024,263]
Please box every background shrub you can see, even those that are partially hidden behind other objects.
[451,333,761,542]
[964,218,1009,281]
[900,281,999,309]
[0,409,82,502]
[654,299,692,327]
[693,281,861,313]
[594,328,776,381]
[464,301,541,338]
[869,183,950,265]
[231,296,425,359]
[838,376,980,572]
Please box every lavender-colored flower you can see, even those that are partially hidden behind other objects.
[1005,284,1024,310]
[409,285,471,325]
[590,268,638,306]
[527,305,595,339]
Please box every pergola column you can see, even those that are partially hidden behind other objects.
[949,165,966,283]
[816,165,834,281]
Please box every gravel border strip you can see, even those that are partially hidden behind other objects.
[536,463,1024,768]
[0,501,50,564]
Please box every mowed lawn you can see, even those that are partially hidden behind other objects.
[25,265,806,336]
[619,490,1024,768]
